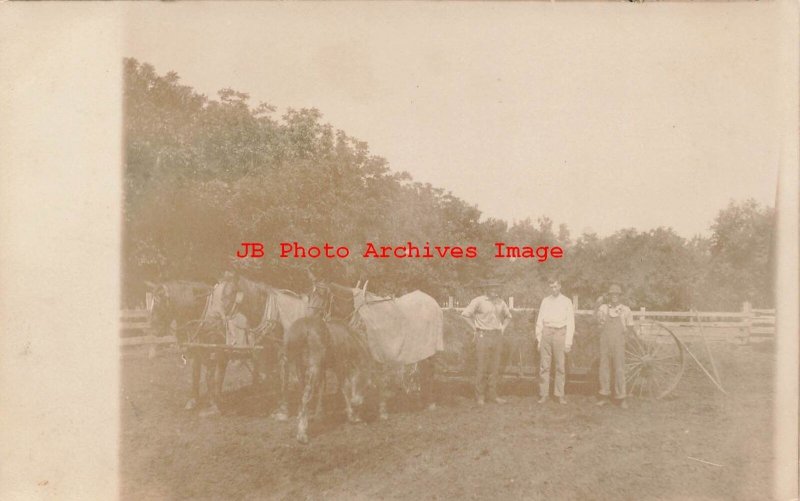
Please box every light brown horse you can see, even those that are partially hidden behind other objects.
[201,273,315,410]
[175,273,301,416]
[278,280,373,443]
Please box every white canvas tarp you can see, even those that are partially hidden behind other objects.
[355,290,444,365]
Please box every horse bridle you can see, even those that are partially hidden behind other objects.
[308,282,334,319]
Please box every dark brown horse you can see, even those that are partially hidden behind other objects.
[144,279,236,414]
[145,280,212,343]
[145,280,232,415]
[277,280,373,443]
[179,277,241,415]
[324,281,440,420]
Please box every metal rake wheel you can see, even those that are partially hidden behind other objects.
[625,321,685,399]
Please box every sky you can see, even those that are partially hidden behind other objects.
[125,3,784,239]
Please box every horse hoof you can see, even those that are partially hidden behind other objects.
[379,412,389,421]
[427,403,437,411]
[296,433,309,445]
[347,415,363,424]
[200,404,221,417]
[184,399,198,411]
[273,412,289,422]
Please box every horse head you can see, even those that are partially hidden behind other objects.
[217,272,241,316]
[146,281,173,337]
[146,280,214,342]
[307,282,333,318]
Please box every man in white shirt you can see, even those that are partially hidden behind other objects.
[461,280,512,405]
[535,277,575,404]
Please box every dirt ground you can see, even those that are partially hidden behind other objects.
[121,338,775,500]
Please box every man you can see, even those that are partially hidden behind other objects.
[595,284,634,409]
[461,280,512,405]
[535,277,575,404]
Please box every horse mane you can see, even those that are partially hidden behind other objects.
[164,280,211,306]
[236,276,272,295]
[328,282,356,297]
[234,276,311,327]
[236,276,305,301]
[234,276,271,321]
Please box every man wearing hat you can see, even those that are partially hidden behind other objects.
[595,284,635,409]
[461,280,512,405]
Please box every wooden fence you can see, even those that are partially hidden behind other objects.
[442,298,775,344]
[120,309,175,356]
[122,301,774,348]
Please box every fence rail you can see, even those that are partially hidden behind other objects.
[120,309,163,356]
[443,299,775,344]
[121,302,775,348]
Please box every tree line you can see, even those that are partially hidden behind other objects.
[123,58,775,311]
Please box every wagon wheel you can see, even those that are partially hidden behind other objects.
[625,321,685,399]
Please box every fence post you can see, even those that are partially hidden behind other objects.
[509,296,514,309]
[447,296,453,309]
[572,294,579,311]
[742,301,752,344]
[639,306,646,325]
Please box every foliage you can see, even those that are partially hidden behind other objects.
[122,58,774,311]
[704,200,775,308]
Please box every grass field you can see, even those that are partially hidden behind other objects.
[121,338,774,500]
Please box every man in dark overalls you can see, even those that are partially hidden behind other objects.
[595,284,635,409]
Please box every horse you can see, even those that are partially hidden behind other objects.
[208,272,319,396]
[220,274,286,386]
[178,276,242,416]
[145,280,212,343]
[280,282,373,443]
[171,273,296,416]
[325,280,442,420]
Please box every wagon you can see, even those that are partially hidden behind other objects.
[178,315,282,385]
[438,310,686,399]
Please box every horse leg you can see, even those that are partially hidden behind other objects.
[273,351,290,421]
[251,352,261,388]
[420,356,437,411]
[314,361,326,419]
[378,369,389,421]
[201,357,221,417]
[297,362,306,396]
[296,364,319,444]
[214,357,228,407]
[185,352,201,411]
[337,368,361,424]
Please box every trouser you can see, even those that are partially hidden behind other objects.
[598,325,626,399]
[475,329,503,399]
[539,326,566,397]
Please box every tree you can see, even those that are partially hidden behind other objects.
[704,199,775,308]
